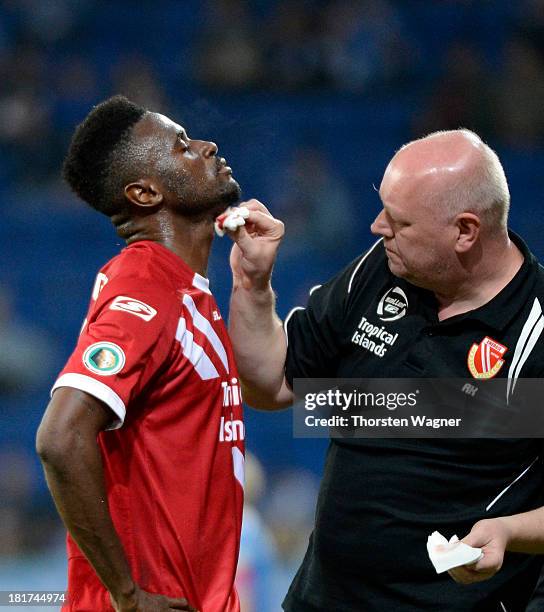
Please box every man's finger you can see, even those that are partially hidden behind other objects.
[239,198,274,217]
[459,531,486,549]
[226,224,253,253]
[225,212,284,253]
[449,559,498,585]
[238,210,283,236]
[448,565,482,584]
[470,554,497,573]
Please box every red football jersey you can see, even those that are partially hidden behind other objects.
[52,241,245,612]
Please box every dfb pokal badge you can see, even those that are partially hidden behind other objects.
[467,336,508,379]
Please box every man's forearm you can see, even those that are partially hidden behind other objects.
[501,508,544,554]
[39,434,136,605]
[229,283,292,408]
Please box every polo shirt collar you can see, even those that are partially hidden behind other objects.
[428,230,538,331]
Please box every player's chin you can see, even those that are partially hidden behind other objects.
[220,172,240,189]
[209,186,242,221]
[219,179,242,206]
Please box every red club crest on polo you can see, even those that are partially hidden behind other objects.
[467,336,508,379]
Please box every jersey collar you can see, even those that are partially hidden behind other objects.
[125,240,212,292]
[430,230,537,332]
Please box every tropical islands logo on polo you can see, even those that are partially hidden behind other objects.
[467,336,508,379]
[83,342,126,376]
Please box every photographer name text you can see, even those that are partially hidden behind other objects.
[305,415,462,429]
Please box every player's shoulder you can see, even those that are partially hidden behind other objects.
[101,242,173,284]
[91,242,185,316]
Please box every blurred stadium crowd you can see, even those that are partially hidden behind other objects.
[2,0,544,609]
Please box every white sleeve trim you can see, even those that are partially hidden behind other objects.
[283,285,323,346]
[283,306,305,347]
[51,373,126,431]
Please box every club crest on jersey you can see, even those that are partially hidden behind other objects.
[377,286,408,322]
[83,342,125,376]
[467,336,508,379]
[109,296,157,321]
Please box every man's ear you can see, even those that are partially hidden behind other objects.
[124,179,163,209]
[454,212,480,253]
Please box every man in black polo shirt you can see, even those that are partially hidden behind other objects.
[227,129,544,611]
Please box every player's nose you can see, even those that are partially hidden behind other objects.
[198,140,218,158]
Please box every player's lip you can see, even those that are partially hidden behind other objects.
[217,157,232,175]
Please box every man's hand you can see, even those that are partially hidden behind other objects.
[227,199,285,291]
[111,586,198,611]
[448,518,512,585]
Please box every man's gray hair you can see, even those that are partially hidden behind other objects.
[413,129,510,230]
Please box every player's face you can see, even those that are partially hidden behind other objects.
[371,169,456,289]
[138,112,241,218]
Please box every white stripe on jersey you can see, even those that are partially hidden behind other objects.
[507,297,544,401]
[182,294,229,373]
[232,446,245,489]
[347,238,383,294]
[309,284,322,295]
[192,273,212,295]
[485,455,539,512]
[51,373,126,430]
[175,317,220,380]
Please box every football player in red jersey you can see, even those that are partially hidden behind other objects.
[37,96,245,612]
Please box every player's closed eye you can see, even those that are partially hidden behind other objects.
[177,133,190,149]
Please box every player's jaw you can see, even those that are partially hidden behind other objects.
[209,156,241,210]
[169,171,241,221]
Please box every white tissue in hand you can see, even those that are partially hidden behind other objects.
[426,531,483,574]
[214,206,250,237]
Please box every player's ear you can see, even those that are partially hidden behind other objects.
[454,212,480,253]
[124,179,163,209]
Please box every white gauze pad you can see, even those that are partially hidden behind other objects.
[214,206,250,237]
[427,531,483,574]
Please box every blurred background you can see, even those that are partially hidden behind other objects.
[2,0,544,610]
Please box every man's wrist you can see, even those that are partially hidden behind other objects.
[496,516,516,550]
[110,580,138,610]
[233,281,275,303]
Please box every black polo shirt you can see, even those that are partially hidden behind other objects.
[283,232,544,612]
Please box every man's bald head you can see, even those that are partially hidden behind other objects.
[381,129,510,230]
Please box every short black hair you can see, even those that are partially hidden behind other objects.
[63,95,146,216]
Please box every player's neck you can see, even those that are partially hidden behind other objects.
[121,212,215,277]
